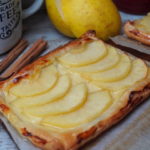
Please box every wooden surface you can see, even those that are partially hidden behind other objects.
[0,9,149,150]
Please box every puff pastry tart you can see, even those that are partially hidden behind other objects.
[124,13,150,46]
[0,31,150,150]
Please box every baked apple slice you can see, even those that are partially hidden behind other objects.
[58,40,107,67]
[85,54,131,82]
[70,45,120,73]
[11,75,71,107]
[23,83,88,116]
[10,65,58,97]
[42,90,112,128]
[94,59,148,91]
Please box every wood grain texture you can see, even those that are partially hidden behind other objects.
[0,123,17,150]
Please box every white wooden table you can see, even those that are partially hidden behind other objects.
[0,9,147,150]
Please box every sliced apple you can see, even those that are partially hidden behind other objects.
[94,59,148,91]
[111,89,126,101]
[4,93,17,103]
[11,75,71,107]
[10,65,58,97]
[23,83,88,117]
[70,45,120,73]
[86,54,131,82]
[41,90,112,128]
[58,40,107,67]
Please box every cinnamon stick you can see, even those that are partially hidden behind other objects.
[0,39,28,73]
[0,39,47,79]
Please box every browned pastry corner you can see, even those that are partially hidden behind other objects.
[0,31,150,150]
[124,21,150,46]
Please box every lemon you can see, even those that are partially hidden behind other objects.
[46,0,121,40]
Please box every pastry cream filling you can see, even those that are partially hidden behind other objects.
[3,40,148,130]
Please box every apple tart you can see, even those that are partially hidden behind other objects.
[0,31,150,150]
[124,13,150,46]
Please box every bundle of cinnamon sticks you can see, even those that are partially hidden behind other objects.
[0,39,48,80]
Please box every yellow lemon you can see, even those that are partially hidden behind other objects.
[46,0,121,40]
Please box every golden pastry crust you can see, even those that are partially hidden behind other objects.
[0,31,150,150]
[124,21,150,46]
